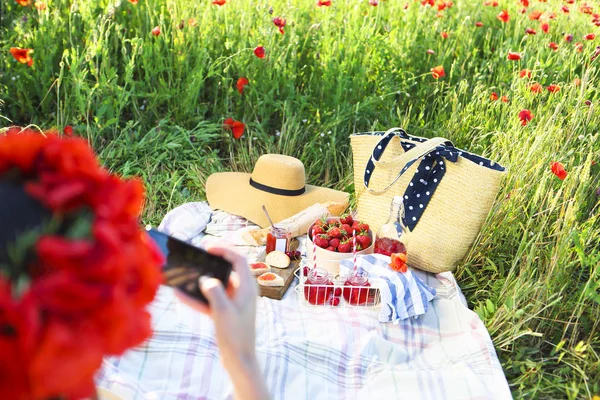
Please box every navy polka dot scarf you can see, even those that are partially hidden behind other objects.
[360,129,506,231]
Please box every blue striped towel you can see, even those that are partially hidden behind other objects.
[340,254,437,323]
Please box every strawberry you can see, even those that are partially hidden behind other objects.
[351,221,361,233]
[328,226,341,238]
[358,222,370,232]
[356,233,372,249]
[326,246,335,252]
[314,234,330,248]
[329,238,341,249]
[340,214,354,225]
[341,224,352,235]
[312,225,324,237]
[314,217,328,227]
[338,240,352,253]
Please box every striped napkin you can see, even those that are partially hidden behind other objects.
[340,254,436,323]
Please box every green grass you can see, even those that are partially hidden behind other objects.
[2,0,600,397]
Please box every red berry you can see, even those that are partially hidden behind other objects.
[329,238,340,249]
[314,234,330,248]
[340,224,352,235]
[358,223,370,232]
[312,225,324,237]
[334,287,342,297]
[329,297,340,306]
[356,234,372,249]
[328,227,341,238]
[338,240,352,253]
[340,214,354,225]
[326,246,335,251]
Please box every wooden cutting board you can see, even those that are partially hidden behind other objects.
[257,238,300,300]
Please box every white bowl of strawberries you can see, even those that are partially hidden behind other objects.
[306,215,374,275]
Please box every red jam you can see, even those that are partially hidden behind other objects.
[374,237,406,256]
[266,226,290,254]
[343,271,370,305]
[304,268,333,305]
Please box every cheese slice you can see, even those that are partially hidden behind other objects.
[249,262,271,276]
[257,272,284,287]
[265,250,291,269]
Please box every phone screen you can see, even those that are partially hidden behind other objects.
[146,228,232,304]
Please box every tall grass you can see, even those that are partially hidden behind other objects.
[2,0,600,397]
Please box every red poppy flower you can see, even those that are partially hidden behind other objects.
[519,69,532,78]
[436,0,447,11]
[9,47,34,67]
[501,95,509,103]
[540,22,549,33]
[580,4,593,14]
[254,46,265,59]
[316,0,331,6]
[549,42,558,51]
[369,0,379,6]
[507,51,522,60]
[484,0,498,6]
[63,126,74,137]
[573,78,581,86]
[525,28,537,35]
[529,10,542,20]
[224,118,245,139]
[236,77,249,94]
[565,0,573,3]
[518,109,534,126]
[561,5,569,13]
[550,162,567,180]
[490,92,499,101]
[151,26,160,36]
[15,0,31,5]
[127,0,138,4]
[430,65,445,79]
[584,33,596,40]
[547,84,560,93]
[273,17,286,34]
[475,21,483,27]
[497,10,510,22]
[564,33,573,42]
[545,12,556,19]
[421,0,435,6]
[212,0,226,5]
[34,1,46,10]
[530,82,543,93]
[575,42,583,52]
[427,49,435,54]
[520,0,529,6]
[440,31,448,39]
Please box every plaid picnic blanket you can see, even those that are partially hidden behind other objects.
[96,203,512,399]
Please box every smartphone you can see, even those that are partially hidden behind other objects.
[146,228,232,304]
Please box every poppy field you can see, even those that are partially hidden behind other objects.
[1,0,600,398]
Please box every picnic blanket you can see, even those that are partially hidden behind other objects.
[95,202,512,399]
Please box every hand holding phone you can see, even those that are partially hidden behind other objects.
[146,228,233,304]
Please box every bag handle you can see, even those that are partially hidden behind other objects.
[365,136,454,195]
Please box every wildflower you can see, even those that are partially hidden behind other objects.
[518,109,534,126]
[369,0,379,5]
[507,51,522,60]
[564,33,573,42]
[272,17,286,34]
[520,69,532,78]
[585,100,592,106]
[212,0,226,5]
[561,5,569,13]
[550,162,567,180]
[224,118,245,139]
[9,47,34,66]
[497,10,510,22]
[128,0,138,4]
[584,33,596,40]
[254,46,265,59]
[547,84,560,93]
[501,95,509,102]
[520,0,529,6]
[151,26,161,36]
[575,42,583,52]
[530,82,543,92]
[188,18,198,27]
[525,28,537,35]
[549,42,558,51]
[573,78,581,86]
[540,22,549,33]
[15,0,31,5]
[579,4,593,14]
[316,0,332,6]
[440,31,448,38]
[490,92,499,101]
[236,77,249,94]
[427,49,435,54]
[475,21,483,27]
[34,1,46,10]
[63,126,74,137]
[430,65,446,78]
[484,0,498,6]
[529,10,542,20]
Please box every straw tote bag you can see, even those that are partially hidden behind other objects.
[350,128,507,273]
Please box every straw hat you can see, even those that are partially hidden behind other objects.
[206,154,349,228]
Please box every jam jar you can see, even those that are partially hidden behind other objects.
[303,268,334,305]
[343,270,370,306]
[266,226,290,254]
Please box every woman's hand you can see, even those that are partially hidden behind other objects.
[174,246,270,400]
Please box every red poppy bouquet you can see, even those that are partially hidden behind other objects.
[0,128,163,400]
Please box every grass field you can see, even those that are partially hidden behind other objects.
[2,0,600,397]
